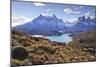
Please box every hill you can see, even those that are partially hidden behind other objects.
[11,29,96,66]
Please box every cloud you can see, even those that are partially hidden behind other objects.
[33,3,45,6]
[46,9,52,12]
[41,9,53,16]
[12,16,32,27]
[67,18,78,23]
[41,12,53,16]
[84,12,95,19]
[85,12,90,17]
[64,8,80,14]
[65,18,78,26]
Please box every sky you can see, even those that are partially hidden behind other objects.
[12,1,96,26]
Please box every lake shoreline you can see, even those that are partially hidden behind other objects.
[31,34,73,44]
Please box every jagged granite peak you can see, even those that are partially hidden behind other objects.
[14,15,96,35]
[14,14,66,35]
[37,14,57,19]
[66,16,96,32]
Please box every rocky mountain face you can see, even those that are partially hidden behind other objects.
[66,16,96,32]
[11,29,96,66]
[14,15,96,36]
[15,14,67,36]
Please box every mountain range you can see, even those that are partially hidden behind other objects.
[66,16,96,32]
[14,14,96,36]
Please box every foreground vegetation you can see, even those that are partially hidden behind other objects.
[11,29,96,66]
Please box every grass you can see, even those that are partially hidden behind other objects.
[11,29,96,66]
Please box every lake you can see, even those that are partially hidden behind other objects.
[32,34,72,44]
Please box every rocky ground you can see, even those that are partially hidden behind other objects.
[11,29,96,66]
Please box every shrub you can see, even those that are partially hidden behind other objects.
[12,47,28,60]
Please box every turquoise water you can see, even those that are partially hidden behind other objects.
[32,34,72,44]
[44,34,72,44]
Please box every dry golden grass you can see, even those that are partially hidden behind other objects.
[11,29,96,66]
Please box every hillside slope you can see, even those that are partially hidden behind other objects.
[11,29,96,66]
